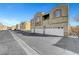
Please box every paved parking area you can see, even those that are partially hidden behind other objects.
[13,30,78,55]
[54,37,79,54]
[0,30,78,55]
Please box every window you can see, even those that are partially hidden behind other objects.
[43,14,49,20]
[54,10,61,17]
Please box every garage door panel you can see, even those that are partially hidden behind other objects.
[45,28,64,36]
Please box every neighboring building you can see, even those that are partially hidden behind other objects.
[7,27,12,30]
[20,22,26,31]
[31,5,68,36]
[69,26,79,36]
[25,22,31,31]
[11,25,16,30]
[0,23,8,30]
[16,24,20,30]
[20,21,31,31]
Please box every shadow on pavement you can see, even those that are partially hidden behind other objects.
[13,30,63,37]
[54,37,79,54]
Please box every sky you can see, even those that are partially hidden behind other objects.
[69,3,79,26]
[0,3,79,26]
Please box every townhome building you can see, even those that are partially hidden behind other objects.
[31,5,68,36]
[20,21,31,31]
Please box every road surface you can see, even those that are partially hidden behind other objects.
[0,30,38,55]
[0,30,78,55]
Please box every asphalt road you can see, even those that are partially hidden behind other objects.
[0,30,27,55]
[12,30,78,55]
[0,30,78,55]
[0,30,38,55]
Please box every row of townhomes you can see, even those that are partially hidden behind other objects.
[10,21,31,31]
[20,22,31,31]
[31,5,68,36]
[0,5,69,37]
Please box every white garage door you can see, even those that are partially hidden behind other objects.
[35,28,43,34]
[45,28,64,36]
[31,28,64,36]
[31,28,35,33]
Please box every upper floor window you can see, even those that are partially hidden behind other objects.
[54,9,61,17]
[43,14,49,20]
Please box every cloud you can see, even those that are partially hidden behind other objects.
[0,18,20,26]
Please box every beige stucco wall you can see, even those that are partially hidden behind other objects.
[31,5,68,36]
[0,25,8,30]
[20,22,31,31]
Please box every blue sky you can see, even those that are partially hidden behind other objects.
[69,3,79,26]
[0,3,79,26]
